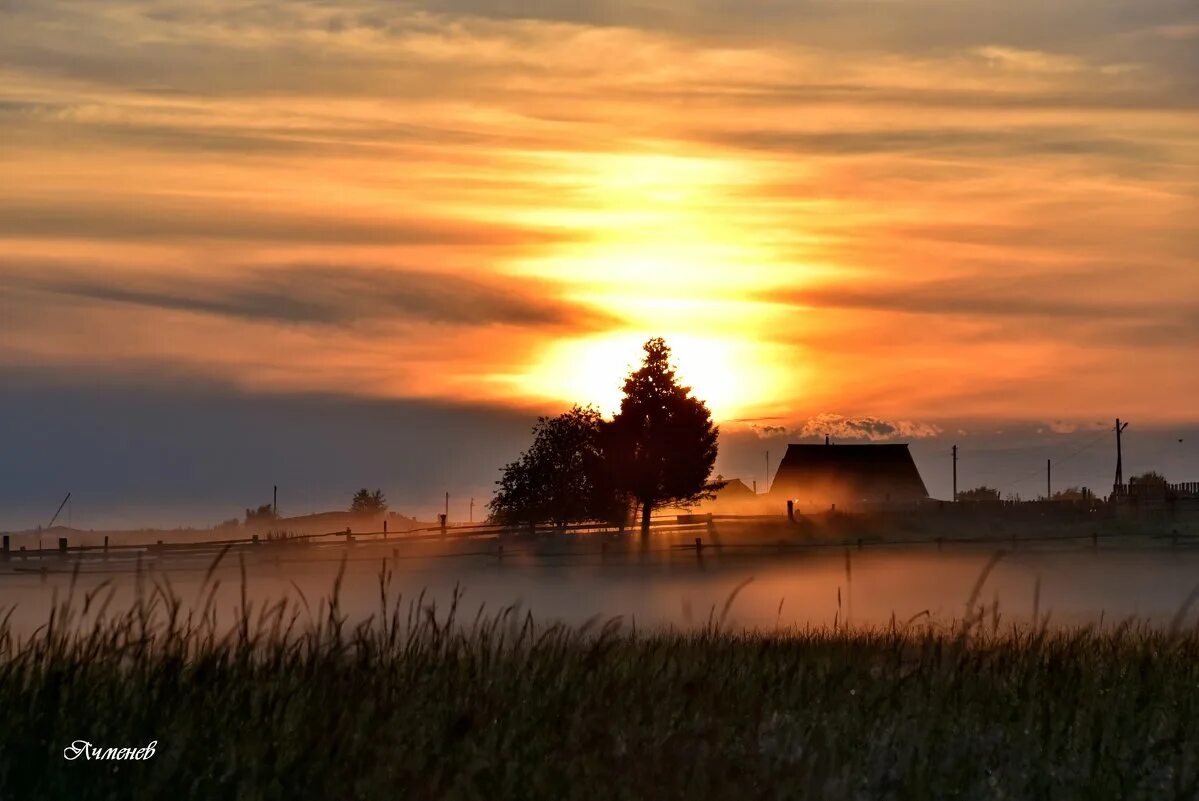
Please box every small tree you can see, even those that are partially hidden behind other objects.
[350,488,388,515]
[244,503,277,524]
[488,405,617,529]
[957,486,1000,502]
[1129,472,1174,500]
[605,338,722,539]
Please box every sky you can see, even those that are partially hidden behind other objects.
[1,0,1197,528]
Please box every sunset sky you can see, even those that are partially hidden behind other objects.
[1,0,1197,527]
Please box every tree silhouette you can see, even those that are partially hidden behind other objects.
[957,486,1000,502]
[605,338,721,539]
[244,503,277,525]
[1129,472,1175,500]
[488,405,617,528]
[350,488,388,515]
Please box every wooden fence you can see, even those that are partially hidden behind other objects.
[1,510,1195,574]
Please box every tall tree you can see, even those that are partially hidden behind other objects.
[488,405,616,529]
[605,338,721,539]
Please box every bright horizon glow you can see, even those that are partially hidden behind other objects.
[517,332,799,421]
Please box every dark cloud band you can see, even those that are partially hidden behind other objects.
[0,262,614,330]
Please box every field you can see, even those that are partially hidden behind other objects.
[1,562,1198,801]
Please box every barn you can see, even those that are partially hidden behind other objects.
[688,476,764,515]
[769,441,929,509]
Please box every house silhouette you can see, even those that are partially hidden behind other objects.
[770,440,929,509]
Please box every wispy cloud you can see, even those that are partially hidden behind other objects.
[0,262,613,330]
[0,197,573,246]
[769,270,1199,351]
[775,271,1198,322]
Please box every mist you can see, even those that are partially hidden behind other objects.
[4,539,1197,640]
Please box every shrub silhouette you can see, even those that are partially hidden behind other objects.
[957,486,1000,502]
[244,503,277,524]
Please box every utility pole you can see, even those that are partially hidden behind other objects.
[1047,459,1052,499]
[469,497,474,523]
[273,485,278,517]
[444,492,449,523]
[952,445,958,501]
[1114,418,1129,492]
[764,450,770,493]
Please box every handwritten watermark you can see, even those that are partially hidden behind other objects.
[63,740,157,761]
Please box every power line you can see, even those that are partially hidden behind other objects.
[1050,426,1112,466]
[989,427,1111,493]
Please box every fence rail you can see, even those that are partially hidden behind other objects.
[0,515,713,561]
[2,511,1196,573]
[1114,481,1199,497]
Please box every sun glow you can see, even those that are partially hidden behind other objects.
[509,150,786,292]
[489,149,812,419]
[522,332,795,421]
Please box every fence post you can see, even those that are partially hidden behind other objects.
[103,535,109,556]
[439,514,447,538]
[59,537,68,554]
[2,534,8,559]
[383,520,388,539]
[345,527,353,543]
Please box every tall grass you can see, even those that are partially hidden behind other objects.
[1,559,1197,800]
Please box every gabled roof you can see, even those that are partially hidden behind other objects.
[714,478,755,497]
[770,443,929,501]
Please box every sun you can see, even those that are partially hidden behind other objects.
[521,331,788,421]
[484,148,812,421]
